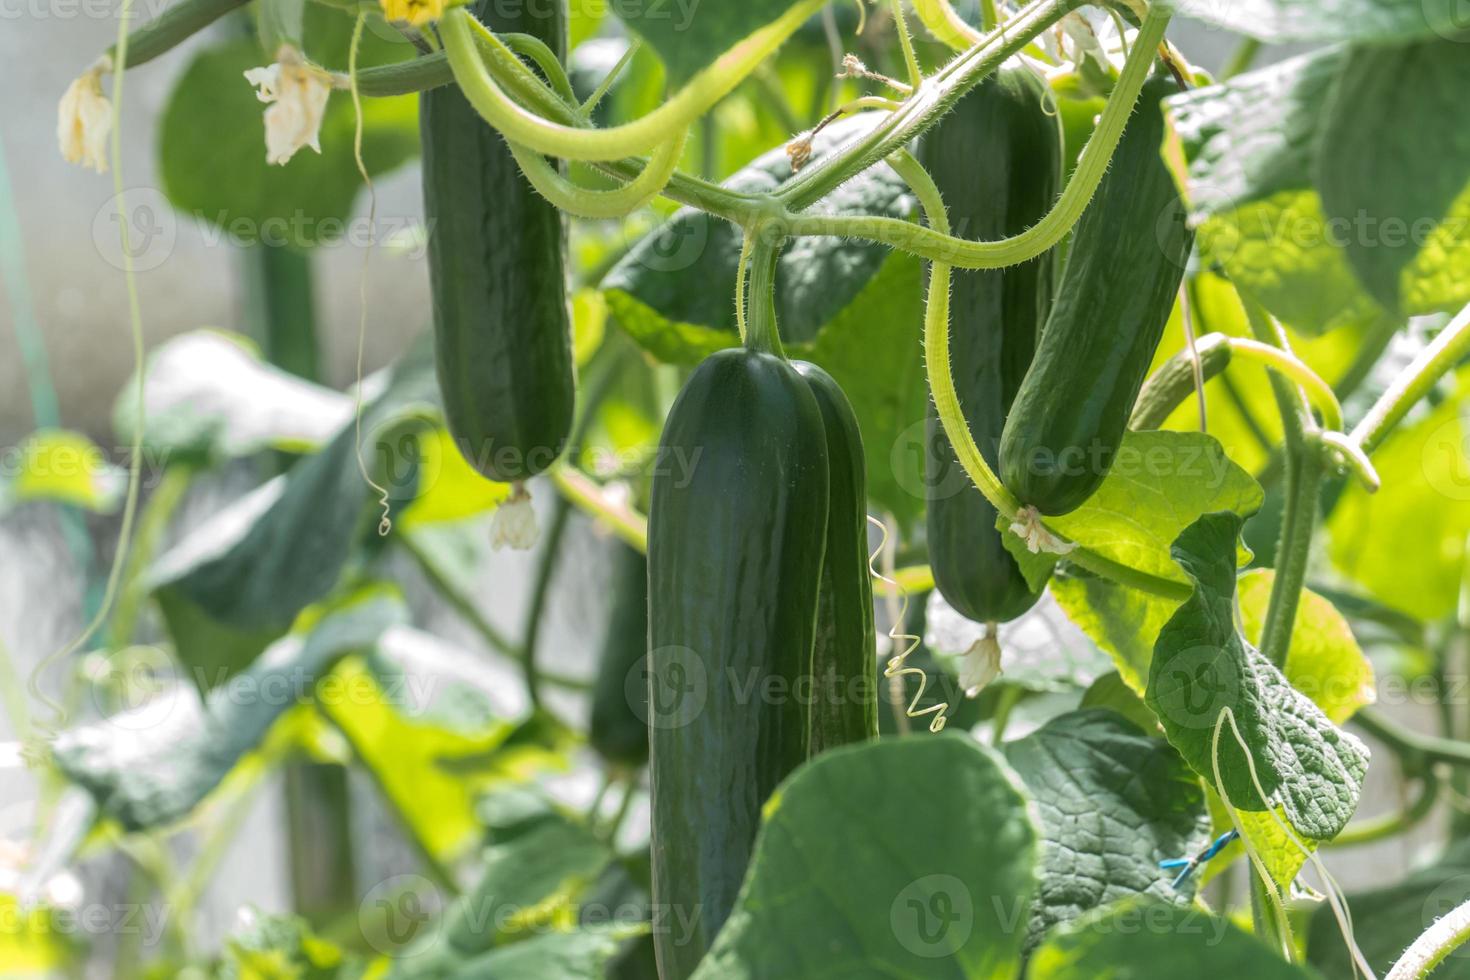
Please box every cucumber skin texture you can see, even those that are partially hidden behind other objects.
[647,349,829,980]
[589,540,651,771]
[999,74,1195,516]
[794,361,878,754]
[923,67,1061,624]
[420,0,573,483]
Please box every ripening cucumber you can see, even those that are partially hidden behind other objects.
[999,73,1194,516]
[922,65,1062,625]
[795,361,878,755]
[589,540,650,772]
[421,0,574,482]
[647,349,829,980]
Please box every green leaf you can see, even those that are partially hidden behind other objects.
[1079,672,1160,733]
[1158,0,1469,45]
[1307,841,1470,979]
[1002,431,1264,586]
[51,589,405,832]
[389,815,613,973]
[1029,899,1317,979]
[1328,365,1470,621]
[113,329,351,462]
[1164,49,1380,333]
[691,737,1039,979]
[159,40,418,247]
[1002,710,1211,950]
[0,895,74,975]
[148,340,438,682]
[0,429,124,514]
[1052,573,1182,696]
[609,0,817,85]
[1144,512,1369,841]
[603,114,916,362]
[925,591,1113,694]
[1316,38,1470,316]
[442,928,640,980]
[222,909,369,979]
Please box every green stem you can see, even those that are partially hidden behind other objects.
[895,146,1190,601]
[1352,302,1470,456]
[911,0,984,49]
[440,0,827,160]
[104,0,249,70]
[1221,37,1261,80]
[242,244,320,381]
[549,468,648,553]
[1355,708,1470,769]
[888,0,925,90]
[1227,338,1343,433]
[521,494,572,709]
[1328,770,1439,847]
[1130,333,1233,431]
[742,234,786,358]
[105,466,194,650]
[781,4,1165,268]
[1387,898,1470,980]
[508,128,687,219]
[397,532,522,659]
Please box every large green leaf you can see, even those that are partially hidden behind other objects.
[113,329,351,462]
[1328,365,1470,621]
[1030,899,1318,979]
[1001,430,1264,588]
[159,39,418,247]
[603,113,916,361]
[609,0,820,85]
[1002,710,1211,950]
[1158,0,1469,45]
[148,340,438,682]
[1308,841,1470,979]
[1164,49,1379,333]
[51,589,405,832]
[692,737,1039,979]
[1316,38,1470,317]
[1144,513,1369,841]
[1051,573,1182,695]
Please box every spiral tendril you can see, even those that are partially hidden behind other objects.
[866,514,950,734]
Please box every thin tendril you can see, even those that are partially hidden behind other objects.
[29,0,145,738]
[867,515,949,733]
[348,13,391,537]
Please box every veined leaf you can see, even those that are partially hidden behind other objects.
[691,737,1038,979]
[1030,899,1317,979]
[1158,0,1469,45]
[603,113,916,362]
[51,590,405,832]
[1002,710,1211,950]
[1144,513,1369,841]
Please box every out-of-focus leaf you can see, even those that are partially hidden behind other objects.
[51,589,405,832]
[609,0,821,86]
[113,329,351,462]
[1030,899,1316,979]
[1316,39,1470,316]
[441,927,640,980]
[0,429,124,514]
[603,114,916,362]
[925,590,1112,694]
[148,340,437,682]
[159,40,418,247]
[1079,672,1159,733]
[399,427,513,531]
[0,894,74,976]
[1328,366,1470,621]
[691,738,1038,979]
[221,908,372,979]
[1003,710,1210,950]
[1145,513,1368,841]
[1158,0,1469,46]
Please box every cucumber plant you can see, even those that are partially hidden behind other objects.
[26,0,1470,977]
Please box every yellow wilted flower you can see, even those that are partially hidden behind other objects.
[57,58,112,173]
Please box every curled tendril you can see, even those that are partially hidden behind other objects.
[867,515,949,734]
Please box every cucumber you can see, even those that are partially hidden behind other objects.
[421,0,573,482]
[795,361,878,755]
[999,73,1194,516]
[647,348,829,979]
[589,540,650,772]
[922,65,1062,625]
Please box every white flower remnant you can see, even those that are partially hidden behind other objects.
[491,488,538,551]
[1008,505,1077,556]
[959,629,1003,698]
[57,59,112,173]
[244,48,332,166]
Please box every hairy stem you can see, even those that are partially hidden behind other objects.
[1387,898,1470,980]
[1353,301,1470,455]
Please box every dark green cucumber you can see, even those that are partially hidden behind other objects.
[647,349,829,980]
[421,0,573,482]
[999,73,1195,516]
[794,361,878,755]
[922,65,1062,625]
[589,540,650,772]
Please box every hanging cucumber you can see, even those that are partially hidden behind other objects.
[647,348,829,980]
[795,361,878,755]
[922,65,1062,627]
[999,73,1194,516]
[421,0,573,484]
[589,540,650,773]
